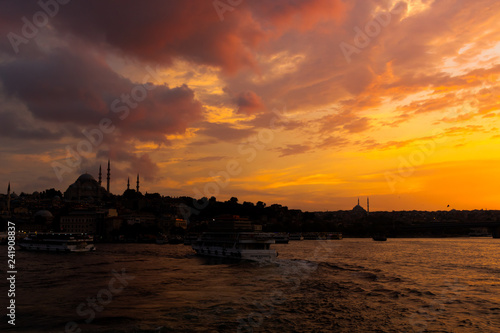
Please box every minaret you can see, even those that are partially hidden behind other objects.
[106,159,110,193]
[357,197,360,206]
[367,197,369,214]
[98,165,102,185]
[7,182,11,214]
[127,177,130,190]
[136,174,140,193]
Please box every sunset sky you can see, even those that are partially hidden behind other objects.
[0,0,499,211]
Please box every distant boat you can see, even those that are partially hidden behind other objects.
[19,233,95,252]
[372,234,387,241]
[155,235,168,244]
[183,234,199,245]
[168,236,183,244]
[327,232,343,240]
[273,233,290,244]
[303,233,318,240]
[468,228,492,237]
[288,234,304,240]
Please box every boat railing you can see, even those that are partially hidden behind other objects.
[238,233,274,240]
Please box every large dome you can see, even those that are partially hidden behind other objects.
[352,204,366,213]
[77,173,96,182]
[64,172,107,201]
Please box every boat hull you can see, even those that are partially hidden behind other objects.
[18,233,96,252]
[18,242,95,252]
[192,232,277,261]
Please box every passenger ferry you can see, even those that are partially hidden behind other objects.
[18,233,95,252]
[191,215,276,261]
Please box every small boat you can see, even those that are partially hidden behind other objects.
[372,234,387,241]
[155,236,168,244]
[183,234,199,245]
[273,233,290,244]
[468,228,492,237]
[19,233,95,252]
[289,233,304,241]
[327,232,343,240]
[168,236,183,244]
[303,233,318,240]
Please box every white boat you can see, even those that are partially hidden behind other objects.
[18,233,95,252]
[192,232,276,261]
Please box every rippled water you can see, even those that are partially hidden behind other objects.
[1,238,499,332]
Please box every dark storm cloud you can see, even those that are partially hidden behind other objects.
[0,110,63,140]
[0,0,344,73]
[0,0,258,72]
[0,49,125,125]
[0,48,204,143]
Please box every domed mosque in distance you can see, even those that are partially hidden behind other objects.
[64,160,111,202]
[352,197,369,217]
